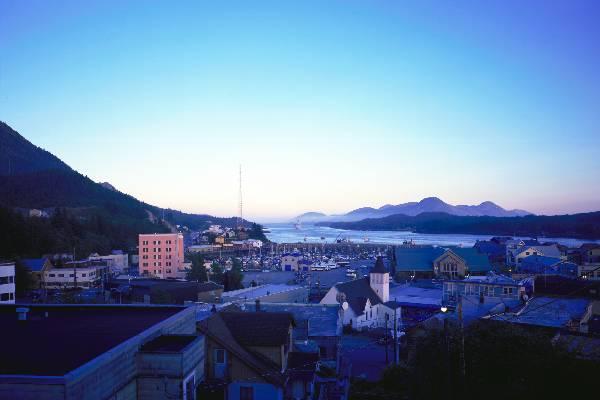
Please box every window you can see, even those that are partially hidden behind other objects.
[503,287,514,295]
[215,348,225,363]
[49,274,55,277]
[240,386,254,400]
[0,293,10,301]
[69,274,74,277]
[319,345,327,358]
[82,273,86,277]
[166,269,172,273]
[143,263,148,267]
[143,269,149,274]
[58,274,64,277]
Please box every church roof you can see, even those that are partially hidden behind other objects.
[334,277,381,314]
[371,256,387,274]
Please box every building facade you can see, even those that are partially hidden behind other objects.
[88,251,129,273]
[139,233,185,279]
[281,251,303,272]
[44,266,101,289]
[0,262,16,304]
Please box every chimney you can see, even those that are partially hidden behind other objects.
[255,298,261,312]
[16,307,30,321]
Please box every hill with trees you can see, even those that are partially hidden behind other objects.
[317,211,600,239]
[0,121,265,258]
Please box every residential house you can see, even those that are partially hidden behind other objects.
[0,262,16,304]
[240,302,343,365]
[578,264,600,281]
[198,310,296,400]
[394,246,492,279]
[473,237,510,264]
[22,258,53,289]
[442,272,529,314]
[505,239,562,267]
[0,305,203,400]
[519,255,578,278]
[578,243,600,264]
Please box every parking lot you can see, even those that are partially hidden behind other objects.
[242,260,375,289]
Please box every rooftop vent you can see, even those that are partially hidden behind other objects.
[16,307,30,321]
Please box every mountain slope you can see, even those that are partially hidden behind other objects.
[316,211,600,239]
[297,197,532,222]
[0,121,258,257]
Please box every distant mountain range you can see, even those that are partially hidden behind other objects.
[315,211,600,240]
[296,197,532,222]
[0,121,259,257]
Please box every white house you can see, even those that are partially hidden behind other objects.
[506,239,562,267]
[0,262,16,304]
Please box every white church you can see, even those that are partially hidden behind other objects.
[320,256,403,330]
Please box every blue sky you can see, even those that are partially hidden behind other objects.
[1,0,599,220]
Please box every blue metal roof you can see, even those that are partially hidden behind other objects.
[395,246,492,272]
[395,247,445,271]
[521,255,561,268]
[22,258,49,272]
[449,247,492,272]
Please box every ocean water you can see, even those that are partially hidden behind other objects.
[264,223,598,248]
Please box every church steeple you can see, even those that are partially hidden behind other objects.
[370,256,389,302]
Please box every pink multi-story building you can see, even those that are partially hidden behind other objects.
[138,233,185,279]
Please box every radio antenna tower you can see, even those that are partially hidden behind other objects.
[238,164,243,230]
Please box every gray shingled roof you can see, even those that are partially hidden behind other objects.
[248,303,340,337]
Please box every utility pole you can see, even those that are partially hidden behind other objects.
[73,247,77,290]
[393,308,398,365]
[458,294,466,381]
[385,314,389,364]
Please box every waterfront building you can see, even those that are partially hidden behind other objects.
[281,250,303,271]
[394,246,492,279]
[138,233,185,279]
